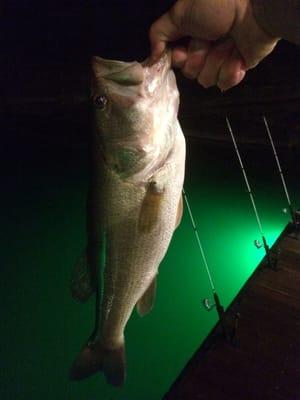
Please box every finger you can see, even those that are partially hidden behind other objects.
[196,39,235,88]
[243,40,278,70]
[149,12,185,62]
[217,48,246,90]
[171,46,188,68]
[181,39,210,79]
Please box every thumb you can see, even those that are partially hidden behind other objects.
[149,12,185,61]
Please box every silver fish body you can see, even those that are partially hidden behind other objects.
[70,52,186,386]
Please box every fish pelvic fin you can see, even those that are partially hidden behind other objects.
[70,233,105,303]
[136,276,157,317]
[70,254,96,302]
[70,342,126,387]
[138,181,165,233]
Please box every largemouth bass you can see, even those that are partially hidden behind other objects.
[70,52,186,386]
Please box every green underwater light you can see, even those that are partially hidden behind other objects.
[1,131,298,400]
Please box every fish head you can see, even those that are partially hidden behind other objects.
[91,56,145,141]
[91,52,179,176]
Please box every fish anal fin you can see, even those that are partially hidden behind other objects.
[70,342,126,387]
[175,194,183,229]
[136,277,157,317]
[138,181,165,233]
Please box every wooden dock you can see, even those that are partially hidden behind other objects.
[164,228,300,400]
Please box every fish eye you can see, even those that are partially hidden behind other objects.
[93,95,107,110]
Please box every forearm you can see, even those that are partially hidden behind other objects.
[251,0,300,43]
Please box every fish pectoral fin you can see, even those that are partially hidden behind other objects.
[138,180,165,233]
[136,276,157,317]
[175,194,183,229]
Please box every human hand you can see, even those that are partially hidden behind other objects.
[149,0,279,90]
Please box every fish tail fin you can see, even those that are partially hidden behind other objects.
[102,345,126,386]
[70,254,96,302]
[70,342,126,386]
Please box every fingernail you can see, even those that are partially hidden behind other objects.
[218,85,227,92]
[239,69,246,81]
[199,81,213,89]
[218,80,230,92]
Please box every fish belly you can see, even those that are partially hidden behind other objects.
[99,123,185,349]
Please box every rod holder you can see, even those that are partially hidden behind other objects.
[203,294,225,320]
[203,292,227,339]
[203,293,225,318]
[291,208,300,233]
[263,116,298,236]
[262,235,278,270]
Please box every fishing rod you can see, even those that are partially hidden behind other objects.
[226,117,276,270]
[182,188,227,338]
[263,116,299,232]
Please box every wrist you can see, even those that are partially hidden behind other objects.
[232,0,279,69]
[248,0,281,41]
[251,0,300,43]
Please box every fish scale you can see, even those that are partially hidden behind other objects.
[70,52,186,386]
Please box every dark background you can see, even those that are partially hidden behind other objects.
[1,0,174,97]
[1,0,300,155]
[1,4,299,400]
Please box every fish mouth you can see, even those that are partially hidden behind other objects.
[142,51,172,95]
[91,52,172,98]
[142,50,171,72]
[92,56,144,86]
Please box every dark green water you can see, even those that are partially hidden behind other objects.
[1,116,299,399]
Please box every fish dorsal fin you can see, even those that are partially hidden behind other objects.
[136,276,157,317]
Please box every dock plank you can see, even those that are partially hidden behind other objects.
[164,233,300,400]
